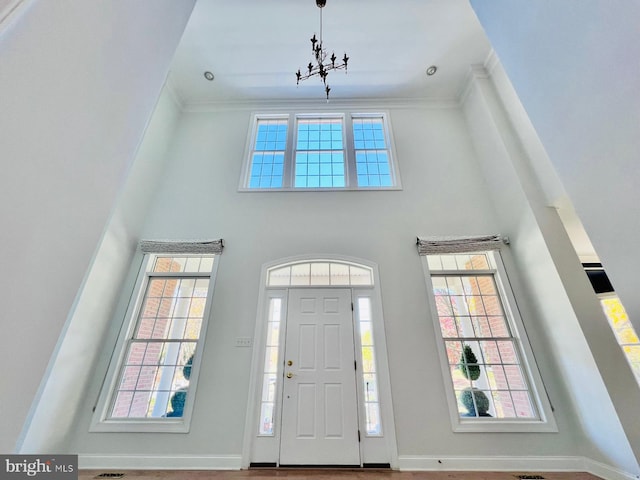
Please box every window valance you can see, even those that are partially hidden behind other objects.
[139,239,224,254]
[416,234,505,255]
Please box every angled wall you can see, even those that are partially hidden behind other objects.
[0,0,194,452]
[470,0,640,465]
[18,88,184,453]
[461,61,639,474]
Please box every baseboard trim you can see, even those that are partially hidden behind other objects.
[79,455,242,471]
[397,456,639,480]
[79,454,639,480]
[397,455,583,472]
[583,457,640,480]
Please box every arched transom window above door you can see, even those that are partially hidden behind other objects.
[266,260,374,287]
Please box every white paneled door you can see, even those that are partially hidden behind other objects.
[279,289,360,466]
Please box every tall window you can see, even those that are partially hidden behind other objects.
[428,252,535,419]
[419,240,555,431]
[258,295,283,435]
[241,112,399,190]
[356,296,382,435]
[92,242,222,433]
[109,255,214,419]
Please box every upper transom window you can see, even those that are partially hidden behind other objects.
[248,118,287,189]
[267,261,374,287]
[241,112,400,191]
[295,117,345,188]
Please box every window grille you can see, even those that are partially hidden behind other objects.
[295,117,345,188]
[417,238,549,426]
[353,116,392,187]
[427,252,537,419]
[249,118,288,189]
[267,261,373,287]
[109,255,216,419]
[242,112,399,190]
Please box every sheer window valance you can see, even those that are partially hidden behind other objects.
[139,239,224,254]
[416,235,505,255]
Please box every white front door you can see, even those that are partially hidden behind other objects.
[279,288,360,466]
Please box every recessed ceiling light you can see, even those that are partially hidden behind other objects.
[426,65,437,76]
[203,71,215,81]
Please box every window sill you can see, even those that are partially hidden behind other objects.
[452,417,558,433]
[237,186,403,193]
[89,418,191,433]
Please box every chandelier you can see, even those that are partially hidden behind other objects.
[295,0,349,100]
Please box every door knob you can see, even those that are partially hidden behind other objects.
[286,372,293,379]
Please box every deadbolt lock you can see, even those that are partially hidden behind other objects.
[287,360,293,366]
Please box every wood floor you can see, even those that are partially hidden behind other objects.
[78,470,602,480]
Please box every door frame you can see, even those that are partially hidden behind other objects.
[241,254,398,469]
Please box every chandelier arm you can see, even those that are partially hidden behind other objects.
[296,60,348,83]
[295,0,347,100]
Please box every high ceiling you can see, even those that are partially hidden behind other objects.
[168,0,492,105]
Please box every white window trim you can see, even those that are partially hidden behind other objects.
[90,252,220,433]
[238,111,402,192]
[421,250,557,433]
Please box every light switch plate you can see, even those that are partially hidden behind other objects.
[235,337,253,347]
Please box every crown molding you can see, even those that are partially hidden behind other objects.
[0,0,31,34]
[164,74,186,111]
[484,48,501,76]
[180,96,460,113]
[458,64,489,105]
[457,49,503,106]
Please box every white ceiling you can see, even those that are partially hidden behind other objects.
[168,0,492,105]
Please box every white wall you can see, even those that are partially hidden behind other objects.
[462,65,639,474]
[69,103,586,464]
[18,88,184,453]
[0,0,195,453]
[470,0,640,465]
